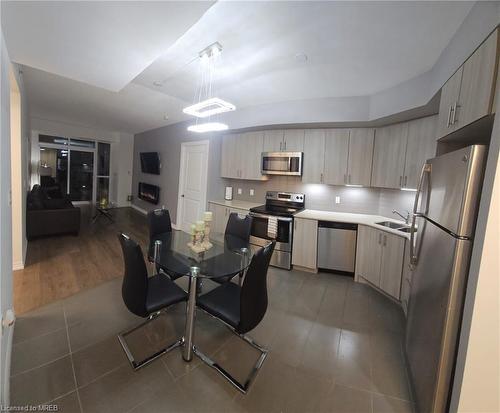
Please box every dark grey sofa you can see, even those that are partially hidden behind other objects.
[27,185,81,240]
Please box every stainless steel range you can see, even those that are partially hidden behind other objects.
[249,191,305,270]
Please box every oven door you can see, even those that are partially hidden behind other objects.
[249,213,292,252]
[261,152,303,176]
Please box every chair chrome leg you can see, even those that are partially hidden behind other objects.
[118,311,183,370]
[192,333,268,394]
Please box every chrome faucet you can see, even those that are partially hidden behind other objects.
[392,209,411,225]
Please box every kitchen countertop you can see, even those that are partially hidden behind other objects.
[208,199,261,210]
[295,209,411,239]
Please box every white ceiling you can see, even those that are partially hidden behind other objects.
[2,1,475,134]
[1,1,214,91]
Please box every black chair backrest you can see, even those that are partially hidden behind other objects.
[225,213,253,241]
[148,209,172,243]
[238,241,275,334]
[118,233,149,318]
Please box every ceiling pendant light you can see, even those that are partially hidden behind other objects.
[184,42,234,133]
[187,122,229,133]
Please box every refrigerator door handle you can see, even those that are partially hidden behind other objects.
[410,163,431,264]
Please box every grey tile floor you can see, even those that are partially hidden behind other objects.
[11,268,413,413]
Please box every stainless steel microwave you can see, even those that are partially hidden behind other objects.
[261,152,303,176]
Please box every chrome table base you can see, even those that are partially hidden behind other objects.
[118,310,184,370]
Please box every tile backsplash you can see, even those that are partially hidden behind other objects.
[221,176,415,219]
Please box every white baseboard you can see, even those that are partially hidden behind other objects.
[12,261,24,271]
[130,204,147,215]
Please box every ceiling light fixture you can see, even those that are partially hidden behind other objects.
[184,41,234,133]
[187,122,228,133]
[183,97,235,118]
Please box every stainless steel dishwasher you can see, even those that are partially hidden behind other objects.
[317,221,357,275]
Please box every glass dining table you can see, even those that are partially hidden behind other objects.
[148,230,256,362]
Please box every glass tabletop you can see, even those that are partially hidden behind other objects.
[149,230,258,279]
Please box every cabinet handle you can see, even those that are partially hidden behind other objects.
[378,233,382,244]
[452,102,459,124]
[383,235,387,246]
[320,173,323,183]
[348,174,351,184]
[283,141,286,151]
[447,105,453,127]
[399,176,403,187]
[344,174,347,184]
[404,176,408,187]
[279,141,282,151]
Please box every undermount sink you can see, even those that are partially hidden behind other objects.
[375,221,413,233]
[375,221,404,229]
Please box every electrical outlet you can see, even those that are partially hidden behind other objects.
[249,189,255,196]
[335,196,341,204]
[237,188,242,195]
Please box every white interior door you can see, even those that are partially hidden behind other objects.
[177,141,209,232]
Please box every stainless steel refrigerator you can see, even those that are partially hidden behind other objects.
[405,145,486,413]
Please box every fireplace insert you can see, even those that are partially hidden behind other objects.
[138,182,160,204]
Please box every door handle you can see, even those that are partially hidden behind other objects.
[181,194,185,198]
[449,104,455,127]
[410,163,431,264]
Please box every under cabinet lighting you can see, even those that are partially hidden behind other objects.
[345,184,363,188]
[401,188,417,192]
[183,98,236,118]
[187,122,228,133]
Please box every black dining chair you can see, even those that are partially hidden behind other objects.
[195,241,275,393]
[213,213,254,285]
[147,208,182,280]
[117,233,187,370]
[225,212,252,241]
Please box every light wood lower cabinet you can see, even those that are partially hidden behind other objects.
[356,225,405,300]
[292,218,318,271]
[208,203,249,235]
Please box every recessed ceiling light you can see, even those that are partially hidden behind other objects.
[153,81,163,87]
[295,53,308,62]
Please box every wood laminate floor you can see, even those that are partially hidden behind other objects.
[14,206,148,315]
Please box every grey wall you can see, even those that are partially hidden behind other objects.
[132,120,224,223]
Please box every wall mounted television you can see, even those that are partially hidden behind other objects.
[140,152,160,175]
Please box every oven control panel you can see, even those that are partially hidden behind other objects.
[265,191,305,204]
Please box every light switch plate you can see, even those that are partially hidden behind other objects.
[237,188,242,195]
[249,189,255,196]
[335,196,341,204]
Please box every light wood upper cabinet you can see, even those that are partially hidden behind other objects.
[356,225,405,300]
[220,133,239,179]
[302,129,326,184]
[404,116,438,189]
[436,67,463,138]
[240,131,264,180]
[356,225,382,286]
[456,29,498,130]
[323,129,349,185]
[379,232,405,299]
[347,128,374,186]
[283,129,305,151]
[292,218,318,270]
[437,29,499,139]
[372,123,408,189]
[221,132,266,180]
[263,130,284,152]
